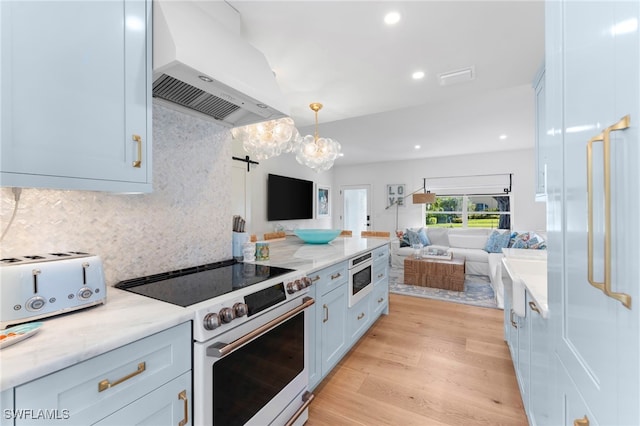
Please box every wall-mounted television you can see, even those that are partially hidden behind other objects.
[267,174,313,221]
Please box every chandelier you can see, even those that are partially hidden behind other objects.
[230,117,298,161]
[294,103,341,173]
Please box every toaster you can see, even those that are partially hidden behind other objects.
[0,252,106,329]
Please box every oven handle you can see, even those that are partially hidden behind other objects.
[207,296,315,358]
[284,391,315,426]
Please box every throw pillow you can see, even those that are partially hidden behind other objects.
[510,232,547,249]
[484,230,511,253]
[417,227,431,246]
[405,229,422,246]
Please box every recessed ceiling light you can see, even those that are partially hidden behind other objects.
[412,71,425,80]
[384,11,401,25]
[499,134,508,140]
[414,145,421,149]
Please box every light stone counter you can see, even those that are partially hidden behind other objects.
[502,252,548,319]
[0,236,390,392]
[252,235,390,272]
[0,287,192,392]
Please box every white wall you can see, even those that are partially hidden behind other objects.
[231,140,335,237]
[331,148,546,234]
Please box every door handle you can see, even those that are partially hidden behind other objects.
[587,115,632,309]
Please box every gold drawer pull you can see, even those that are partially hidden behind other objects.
[528,301,540,314]
[132,134,142,168]
[574,415,589,426]
[98,362,146,392]
[178,389,189,426]
[587,115,632,309]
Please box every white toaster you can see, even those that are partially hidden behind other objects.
[0,252,106,329]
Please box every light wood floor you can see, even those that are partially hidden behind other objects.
[307,294,527,426]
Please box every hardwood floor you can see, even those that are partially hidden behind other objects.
[307,294,527,426]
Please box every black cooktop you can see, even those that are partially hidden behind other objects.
[115,259,295,307]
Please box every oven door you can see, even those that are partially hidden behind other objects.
[194,296,314,426]
[348,259,373,307]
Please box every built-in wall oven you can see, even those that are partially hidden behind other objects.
[348,251,373,307]
[116,260,315,426]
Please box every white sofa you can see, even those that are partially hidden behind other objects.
[390,228,511,309]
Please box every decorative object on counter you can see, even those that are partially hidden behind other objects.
[232,232,249,259]
[293,229,341,244]
[294,103,342,173]
[255,242,270,260]
[231,117,298,160]
[0,322,42,349]
[264,231,286,241]
[242,242,256,261]
[361,231,391,238]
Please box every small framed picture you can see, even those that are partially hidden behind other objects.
[317,185,330,218]
[387,184,406,208]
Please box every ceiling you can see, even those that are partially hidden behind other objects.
[226,1,545,166]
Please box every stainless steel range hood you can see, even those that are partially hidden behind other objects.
[152,0,289,127]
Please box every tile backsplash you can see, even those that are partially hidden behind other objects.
[0,104,232,285]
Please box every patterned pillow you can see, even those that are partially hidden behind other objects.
[510,232,547,249]
[405,229,422,246]
[484,230,511,253]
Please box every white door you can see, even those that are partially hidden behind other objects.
[340,185,370,236]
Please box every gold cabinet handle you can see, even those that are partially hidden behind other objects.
[528,301,541,314]
[587,115,632,309]
[323,304,329,323]
[178,390,189,426]
[132,134,142,168]
[510,309,518,329]
[574,415,589,426]
[98,362,146,392]
[357,312,365,320]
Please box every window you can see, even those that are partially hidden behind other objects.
[425,194,511,229]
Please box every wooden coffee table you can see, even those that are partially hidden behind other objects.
[403,255,466,291]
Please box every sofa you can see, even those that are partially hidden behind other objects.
[390,227,546,309]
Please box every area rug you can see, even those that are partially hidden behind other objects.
[388,266,498,309]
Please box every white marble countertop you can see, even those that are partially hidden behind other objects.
[0,287,192,392]
[502,253,548,319]
[251,235,389,273]
[0,235,389,392]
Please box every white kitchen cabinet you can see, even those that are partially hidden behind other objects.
[546,1,640,424]
[319,282,348,378]
[14,322,191,425]
[94,372,191,426]
[533,64,547,201]
[348,294,371,342]
[0,0,152,193]
[528,295,550,426]
[1,389,13,426]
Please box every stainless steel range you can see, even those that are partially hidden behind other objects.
[116,259,315,426]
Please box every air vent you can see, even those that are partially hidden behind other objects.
[153,74,241,121]
[437,66,475,86]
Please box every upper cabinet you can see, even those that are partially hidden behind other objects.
[533,64,547,201]
[0,0,152,193]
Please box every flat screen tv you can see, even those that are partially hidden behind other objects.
[267,174,313,221]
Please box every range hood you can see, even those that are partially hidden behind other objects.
[152,0,289,127]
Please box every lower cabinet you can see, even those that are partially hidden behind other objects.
[309,247,390,391]
[13,322,191,425]
[505,289,551,426]
[1,389,13,426]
